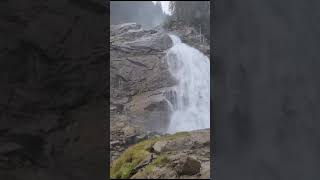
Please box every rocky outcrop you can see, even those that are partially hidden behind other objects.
[110,115,162,161]
[110,129,210,179]
[0,1,107,179]
[110,23,177,133]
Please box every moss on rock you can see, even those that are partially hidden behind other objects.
[131,155,169,178]
[110,139,157,179]
[110,131,190,179]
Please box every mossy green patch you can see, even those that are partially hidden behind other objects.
[110,131,190,179]
[132,163,155,178]
[153,155,169,167]
[110,138,158,179]
[131,155,169,178]
[160,131,191,141]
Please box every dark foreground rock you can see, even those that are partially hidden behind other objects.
[215,0,320,179]
[0,1,107,179]
[175,156,201,176]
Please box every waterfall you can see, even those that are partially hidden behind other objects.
[165,34,210,133]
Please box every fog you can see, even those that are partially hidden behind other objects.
[110,1,168,29]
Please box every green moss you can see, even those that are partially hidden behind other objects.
[117,163,134,179]
[110,139,158,179]
[131,155,169,178]
[153,155,169,167]
[132,163,155,178]
[110,131,190,179]
[162,131,190,141]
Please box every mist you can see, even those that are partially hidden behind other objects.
[110,1,168,29]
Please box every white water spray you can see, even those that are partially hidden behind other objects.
[165,34,210,133]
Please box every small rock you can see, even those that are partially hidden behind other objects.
[134,153,154,171]
[125,135,137,145]
[136,134,147,142]
[123,126,136,137]
[153,141,167,153]
[200,161,210,179]
[110,140,120,146]
[116,122,125,128]
[175,156,201,176]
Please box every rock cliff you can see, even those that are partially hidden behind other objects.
[110,23,176,133]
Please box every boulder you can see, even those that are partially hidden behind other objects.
[125,135,137,146]
[153,141,167,153]
[175,156,201,176]
[110,140,121,146]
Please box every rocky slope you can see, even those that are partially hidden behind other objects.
[110,23,177,133]
[110,22,211,179]
[110,129,210,179]
[110,22,178,162]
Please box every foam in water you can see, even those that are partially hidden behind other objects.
[165,34,210,133]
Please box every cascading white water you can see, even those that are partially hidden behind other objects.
[165,34,210,133]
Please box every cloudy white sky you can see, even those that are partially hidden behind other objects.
[152,1,171,15]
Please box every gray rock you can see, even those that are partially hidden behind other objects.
[133,153,154,172]
[123,126,136,137]
[153,141,167,153]
[136,134,147,142]
[111,23,141,36]
[125,135,137,146]
[110,140,120,146]
[175,156,201,176]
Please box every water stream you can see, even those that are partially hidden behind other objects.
[165,34,210,133]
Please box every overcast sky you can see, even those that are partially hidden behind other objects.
[152,1,171,15]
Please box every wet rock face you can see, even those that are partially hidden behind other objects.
[110,23,176,132]
[0,0,107,179]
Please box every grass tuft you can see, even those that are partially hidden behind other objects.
[110,139,157,179]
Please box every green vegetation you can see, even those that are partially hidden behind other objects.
[153,155,169,167]
[165,1,210,40]
[110,139,157,179]
[131,155,169,178]
[110,131,190,179]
